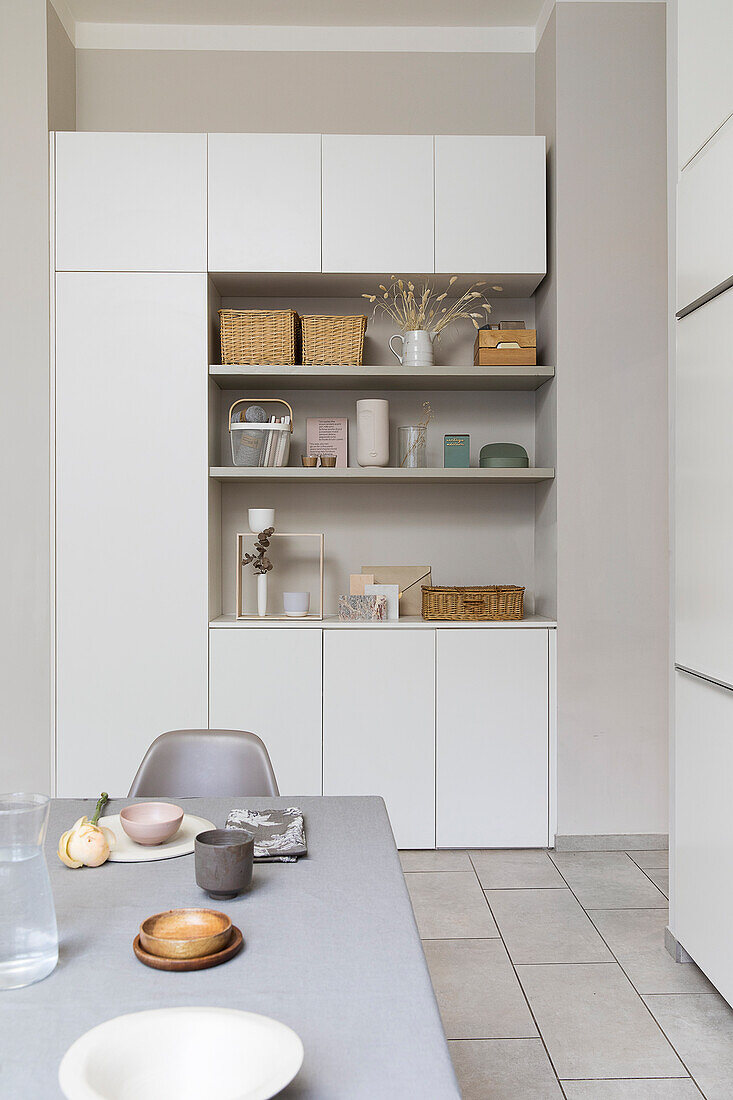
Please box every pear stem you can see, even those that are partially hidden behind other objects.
[91,792,108,826]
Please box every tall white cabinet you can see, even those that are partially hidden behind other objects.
[55,273,208,796]
[673,0,733,1005]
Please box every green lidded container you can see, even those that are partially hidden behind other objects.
[479,443,529,468]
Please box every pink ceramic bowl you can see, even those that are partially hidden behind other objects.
[119,802,184,846]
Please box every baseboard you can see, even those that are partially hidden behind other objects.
[665,926,693,964]
[554,833,669,852]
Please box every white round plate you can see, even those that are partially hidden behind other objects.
[98,813,215,862]
[59,1007,304,1100]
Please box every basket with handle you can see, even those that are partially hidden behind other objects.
[228,398,294,468]
[421,585,525,621]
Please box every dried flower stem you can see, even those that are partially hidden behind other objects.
[362,276,499,335]
[242,527,275,576]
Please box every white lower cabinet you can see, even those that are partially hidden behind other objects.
[209,629,323,796]
[323,631,436,849]
[436,629,550,847]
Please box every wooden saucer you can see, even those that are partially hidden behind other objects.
[133,925,243,971]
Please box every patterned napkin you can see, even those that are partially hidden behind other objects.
[225,807,307,863]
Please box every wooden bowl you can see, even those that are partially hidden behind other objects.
[139,908,232,960]
[120,802,184,846]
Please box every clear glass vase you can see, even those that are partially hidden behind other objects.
[398,425,428,469]
[0,793,58,989]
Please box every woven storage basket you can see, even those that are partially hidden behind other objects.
[219,309,299,365]
[301,314,367,366]
[421,585,525,622]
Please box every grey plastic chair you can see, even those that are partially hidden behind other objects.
[128,729,279,798]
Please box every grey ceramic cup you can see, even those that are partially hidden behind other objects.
[195,829,254,900]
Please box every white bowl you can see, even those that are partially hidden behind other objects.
[59,1007,304,1100]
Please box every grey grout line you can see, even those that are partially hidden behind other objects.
[547,855,706,1098]
[481,880,567,1094]
[631,854,670,900]
[559,1076,693,1082]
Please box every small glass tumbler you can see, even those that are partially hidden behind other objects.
[0,793,58,989]
[398,425,428,469]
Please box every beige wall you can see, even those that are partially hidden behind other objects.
[548,3,670,837]
[0,0,53,791]
[75,49,534,134]
[47,0,75,131]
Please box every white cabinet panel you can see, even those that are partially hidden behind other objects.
[435,136,546,282]
[674,670,733,1004]
[208,134,321,272]
[436,629,549,847]
[323,631,435,848]
[677,115,733,313]
[676,287,733,685]
[678,0,733,169]
[55,132,206,272]
[209,629,323,796]
[321,135,434,274]
[56,273,208,797]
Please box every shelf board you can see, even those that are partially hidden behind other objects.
[209,364,554,391]
[210,467,554,484]
[210,613,557,629]
[209,271,545,298]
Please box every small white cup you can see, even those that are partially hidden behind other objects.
[283,591,310,618]
[248,508,275,533]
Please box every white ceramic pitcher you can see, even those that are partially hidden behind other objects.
[389,330,436,367]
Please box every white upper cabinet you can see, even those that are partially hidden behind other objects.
[434,136,546,290]
[55,132,207,272]
[678,0,733,169]
[677,114,733,314]
[208,134,321,272]
[321,135,434,273]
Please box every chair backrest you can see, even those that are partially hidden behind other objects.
[128,729,280,798]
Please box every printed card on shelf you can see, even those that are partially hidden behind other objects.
[306,417,348,467]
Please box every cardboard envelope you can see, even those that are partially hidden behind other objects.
[362,566,432,617]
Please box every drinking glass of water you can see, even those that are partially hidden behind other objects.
[0,793,58,989]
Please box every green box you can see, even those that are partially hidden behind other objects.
[444,434,470,468]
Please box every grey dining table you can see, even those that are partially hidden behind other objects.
[2,795,460,1099]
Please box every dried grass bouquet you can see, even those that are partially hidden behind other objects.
[362,275,502,336]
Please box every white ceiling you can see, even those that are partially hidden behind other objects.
[60,0,546,27]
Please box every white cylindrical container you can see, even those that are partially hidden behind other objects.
[283,591,310,618]
[356,399,390,467]
[248,508,275,533]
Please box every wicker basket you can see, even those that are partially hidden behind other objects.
[219,309,299,365]
[301,314,367,366]
[421,585,525,622]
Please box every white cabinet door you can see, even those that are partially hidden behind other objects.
[209,628,323,796]
[676,287,733,686]
[674,670,733,1004]
[55,132,207,272]
[436,629,549,847]
[321,135,434,273]
[678,0,733,169]
[56,273,208,797]
[208,134,321,272]
[323,630,435,848]
[677,115,733,313]
[435,136,546,284]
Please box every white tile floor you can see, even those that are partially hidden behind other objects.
[401,847,731,1099]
